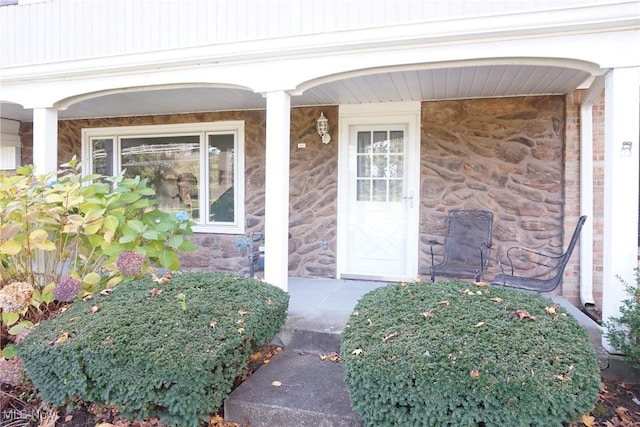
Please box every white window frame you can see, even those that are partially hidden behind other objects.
[81,121,245,234]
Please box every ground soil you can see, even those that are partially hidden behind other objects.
[2,347,639,427]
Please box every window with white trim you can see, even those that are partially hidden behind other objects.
[82,122,245,234]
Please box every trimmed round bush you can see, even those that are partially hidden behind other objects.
[341,281,600,427]
[18,272,288,427]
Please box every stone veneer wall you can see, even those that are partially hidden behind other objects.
[288,106,338,277]
[419,96,568,291]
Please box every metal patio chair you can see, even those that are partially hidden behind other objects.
[429,210,493,282]
[490,215,587,292]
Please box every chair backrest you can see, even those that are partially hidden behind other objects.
[443,210,493,266]
[553,215,587,279]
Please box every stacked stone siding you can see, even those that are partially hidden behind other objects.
[419,96,569,293]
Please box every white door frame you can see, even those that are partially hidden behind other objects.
[337,101,421,281]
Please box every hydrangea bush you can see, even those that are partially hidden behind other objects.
[0,158,196,358]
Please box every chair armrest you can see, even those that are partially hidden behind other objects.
[505,246,563,272]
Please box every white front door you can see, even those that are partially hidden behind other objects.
[338,103,420,281]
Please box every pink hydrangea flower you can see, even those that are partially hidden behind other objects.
[116,251,145,277]
[54,277,82,302]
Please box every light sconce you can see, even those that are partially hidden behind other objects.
[316,112,331,144]
[621,141,632,157]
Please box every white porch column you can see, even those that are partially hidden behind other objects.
[32,108,59,175]
[602,67,640,352]
[264,91,291,292]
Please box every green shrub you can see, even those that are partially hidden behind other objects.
[604,269,640,369]
[18,272,289,427]
[341,281,600,427]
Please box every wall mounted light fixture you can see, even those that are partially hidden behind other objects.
[621,141,632,157]
[316,112,331,144]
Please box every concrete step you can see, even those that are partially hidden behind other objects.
[224,349,362,427]
[270,325,342,355]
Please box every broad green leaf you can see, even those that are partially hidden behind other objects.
[127,220,146,233]
[157,250,179,270]
[167,235,184,249]
[83,272,102,286]
[114,192,142,205]
[8,320,33,335]
[101,243,126,256]
[179,240,198,252]
[31,288,42,306]
[119,234,137,244]
[0,240,22,255]
[2,345,17,358]
[137,188,156,196]
[107,276,123,287]
[142,230,159,240]
[84,220,104,235]
[84,208,106,223]
[103,215,120,232]
[2,311,19,326]
[129,199,152,210]
[42,282,55,303]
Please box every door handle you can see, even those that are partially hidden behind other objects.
[403,191,414,208]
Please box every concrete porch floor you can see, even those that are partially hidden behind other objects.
[281,276,639,384]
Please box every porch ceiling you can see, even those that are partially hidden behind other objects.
[0,64,591,122]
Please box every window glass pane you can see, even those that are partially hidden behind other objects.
[372,155,387,178]
[389,131,404,153]
[208,134,235,223]
[357,179,370,201]
[389,179,403,201]
[357,154,370,177]
[388,155,403,178]
[121,135,200,220]
[91,138,114,176]
[372,179,387,201]
[357,132,371,153]
[373,131,388,153]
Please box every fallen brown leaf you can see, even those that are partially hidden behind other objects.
[470,370,480,378]
[52,331,69,345]
[91,305,99,314]
[581,414,596,427]
[382,332,399,342]
[545,303,560,315]
[508,309,537,321]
